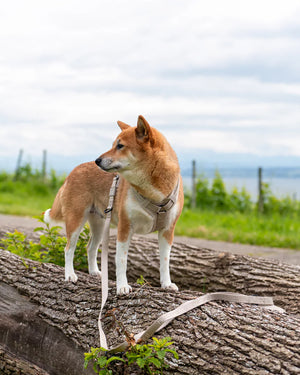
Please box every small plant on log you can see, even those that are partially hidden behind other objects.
[84,337,178,375]
[127,336,179,374]
[84,347,125,375]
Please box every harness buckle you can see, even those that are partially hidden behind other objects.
[157,199,175,214]
[104,207,113,214]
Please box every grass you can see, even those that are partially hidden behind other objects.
[175,209,300,249]
[0,191,55,216]
[0,166,63,216]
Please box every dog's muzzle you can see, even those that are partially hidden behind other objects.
[95,157,119,172]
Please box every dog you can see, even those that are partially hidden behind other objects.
[44,115,184,294]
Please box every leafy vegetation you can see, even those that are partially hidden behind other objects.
[0,216,90,270]
[184,170,300,216]
[84,337,178,375]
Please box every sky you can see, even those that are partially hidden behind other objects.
[1,0,300,173]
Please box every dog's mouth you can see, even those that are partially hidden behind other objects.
[100,165,121,172]
[95,158,122,172]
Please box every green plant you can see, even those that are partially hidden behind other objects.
[127,337,178,374]
[136,275,152,287]
[84,347,125,375]
[210,170,227,210]
[0,216,91,271]
[32,216,66,266]
[84,337,178,375]
[0,230,41,262]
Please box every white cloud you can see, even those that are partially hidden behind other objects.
[268,135,300,156]
[168,130,251,154]
[0,0,300,165]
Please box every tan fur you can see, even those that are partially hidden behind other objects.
[49,162,115,237]
[46,115,184,292]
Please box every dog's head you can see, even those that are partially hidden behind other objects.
[95,115,162,177]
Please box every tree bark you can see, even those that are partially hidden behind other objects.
[0,249,300,375]
[107,235,300,315]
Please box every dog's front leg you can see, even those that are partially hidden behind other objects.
[116,233,133,295]
[158,230,178,291]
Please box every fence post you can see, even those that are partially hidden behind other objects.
[14,149,23,181]
[42,150,47,180]
[191,160,196,209]
[258,167,264,213]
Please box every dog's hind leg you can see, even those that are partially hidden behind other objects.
[65,214,86,282]
[87,213,105,277]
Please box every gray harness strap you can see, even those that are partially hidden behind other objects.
[132,178,180,232]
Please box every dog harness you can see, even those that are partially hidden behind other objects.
[132,178,181,232]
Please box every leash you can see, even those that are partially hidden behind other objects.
[98,176,285,352]
[98,174,120,350]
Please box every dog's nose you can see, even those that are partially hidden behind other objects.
[95,157,102,167]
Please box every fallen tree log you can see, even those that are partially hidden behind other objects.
[106,235,300,315]
[1,249,300,375]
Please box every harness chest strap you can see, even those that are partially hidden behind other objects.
[132,178,181,232]
[98,176,285,352]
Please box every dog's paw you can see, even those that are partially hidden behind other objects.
[65,272,78,283]
[117,284,132,295]
[161,282,178,291]
[89,270,101,278]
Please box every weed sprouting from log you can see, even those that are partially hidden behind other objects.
[84,336,178,375]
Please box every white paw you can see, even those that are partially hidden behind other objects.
[65,272,78,283]
[161,282,178,291]
[117,284,132,295]
[89,270,101,278]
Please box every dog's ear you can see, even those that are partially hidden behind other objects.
[135,115,152,142]
[117,121,131,131]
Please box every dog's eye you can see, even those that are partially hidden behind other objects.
[116,143,124,150]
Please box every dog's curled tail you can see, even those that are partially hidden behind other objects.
[43,208,52,224]
[43,188,64,225]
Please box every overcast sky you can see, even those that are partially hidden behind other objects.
[1,0,300,171]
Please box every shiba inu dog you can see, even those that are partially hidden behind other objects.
[44,115,184,294]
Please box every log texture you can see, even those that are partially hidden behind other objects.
[107,235,300,315]
[1,248,300,374]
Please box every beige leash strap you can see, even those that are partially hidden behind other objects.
[98,176,284,353]
[105,292,284,354]
[98,175,120,350]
